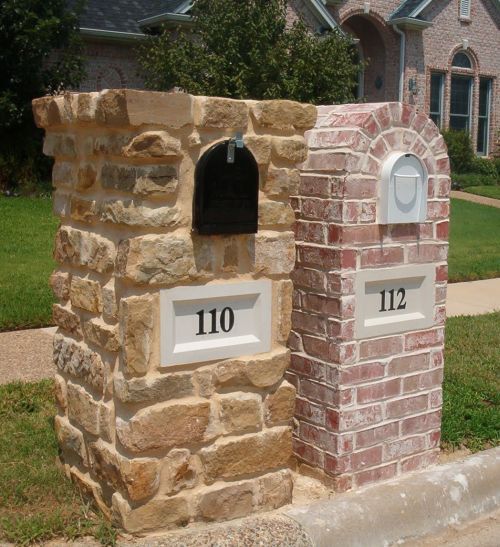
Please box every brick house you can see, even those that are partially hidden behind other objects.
[75,0,499,155]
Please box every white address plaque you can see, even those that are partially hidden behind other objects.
[355,265,435,339]
[160,280,272,366]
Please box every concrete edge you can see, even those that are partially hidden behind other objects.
[284,447,500,547]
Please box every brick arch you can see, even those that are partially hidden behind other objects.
[448,44,480,72]
[96,66,127,91]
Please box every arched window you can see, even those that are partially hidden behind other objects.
[452,51,472,69]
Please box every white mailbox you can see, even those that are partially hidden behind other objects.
[378,152,428,224]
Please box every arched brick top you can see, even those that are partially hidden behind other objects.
[448,45,480,72]
[304,102,450,180]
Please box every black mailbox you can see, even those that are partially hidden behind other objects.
[193,139,259,235]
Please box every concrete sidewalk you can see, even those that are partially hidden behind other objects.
[446,278,500,317]
[451,190,500,209]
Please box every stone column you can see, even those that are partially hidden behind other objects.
[33,90,316,533]
[290,103,450,490]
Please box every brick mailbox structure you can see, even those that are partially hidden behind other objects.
[33,90,316,533]
[289,103,450,490]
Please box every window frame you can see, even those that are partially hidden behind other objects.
[449,74,474,132]
[477,78,492,156]
[429,72,445,128]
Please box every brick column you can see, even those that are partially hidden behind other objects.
[33,91,316,533]
[289,103,450,490]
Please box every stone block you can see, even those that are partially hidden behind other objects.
[70,197,97,222]
[272,136,308,163]
[160,449,199,495]
[252,100,316,130]
[258,201,295,227]
[265,380,296,425]
[53,303,82,336]
[200,427,292,482]
[112,492,190,533]
[70,276,102,313]
[116,234,195,285]
[123,131,181,159]
[52,161,76,188]
[83,318,120,352]
[67,382,101,436]
[89,440,160,501]
[125,90,194,128]
[256,469,293,510]
[252,231,295,275]
[53,334,105,392]
[43,134,76,158]
[244,135,271,165]
[54,226,115,273]
[198,97,248,128]
[50,271,71,301]
[76,163,97,191]
[101,280,118,321]
[198,482,254,521]
[94,134,130,155]
[116,399,211,453]
[246,348,290,388]
[99,199,182,228]
[101,164,178,197]
[55,415,88,466]
[119,295,156,374]
[54,374,67,411]
[276,279,293,342]
[220,392,262,434]
[114,372,194,404]
[263,168,300,197]
[75,93,98,122]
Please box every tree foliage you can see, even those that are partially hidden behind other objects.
[139,0,362,104]
[0,0,84,192]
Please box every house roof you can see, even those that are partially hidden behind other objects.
[390,0,432,20]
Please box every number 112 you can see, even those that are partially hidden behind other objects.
[379,288,406,312]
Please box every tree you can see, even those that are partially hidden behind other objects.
[139,0,362,105]
[0,0,84,192]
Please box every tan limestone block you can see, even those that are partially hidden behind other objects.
[197,97,248,129]
[256,469,293,510]
[119,295,156,374]
[53,192,70,218]
[276,279,293,342]
[69,467,110,519]
[272,136,308,163]
[262,168,300,197]
[95,89,129,125]
[251,231,295,275]
[200,426,292,482]
[112,491,191,533]
[245,348,290,388]
[264,380,296,425]
[159,449,199,495]
[53,333,105,392]
[76,163,97,191]
[213,359,248,388]
[52,161,76,188]
[89,440,160,502]
[83,318,120,352]
[123,131,181,159]
[53,303,82,337]
[50,271,71,301]
[54,374,67,411]
[251,100,316,130]
[116,234,195,286]
[197,481,254,521]
[70,277,102,313]
[219,392,262,434]
[244,135,271,165]
[43,134,76,158]
[125,90,194,128]
[32,94,73,128]
[114,372,194,404]
[54,226,116,273]
[32,96,55,128]
[99,402,114,443]
[116,399,211,453]
[67,382,101,436]
[55,415,88,466]
[70,197,97,222]
[75,93,98,122]
[258,200,295,227]
[100,164,178,197]
[102,280,118,321]
[99,199,183,228]
[94,134,131,156]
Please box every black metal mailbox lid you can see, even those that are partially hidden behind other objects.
[193,139,259,235]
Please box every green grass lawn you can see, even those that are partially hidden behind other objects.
[448,198,500,282]
[462,185,500,200]
[0,381,116,546]
[442,312,500,451]
[0,196,59,331]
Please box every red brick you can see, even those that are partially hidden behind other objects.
[291,267,326,291]
[436,221,449,239]
[386,394,428,418]
[401,410,442,435]
[360,336,403,359]
[295,220,326,244]
[357,378,401,404]
[412,112,429,133]
[428,429,441,448]
[355,422,399,449]
[360,246,404,268]
[334,404,383,431]
[430,389,443,408]
[304,150,349,172]
[293,438,324,467]
[328,342,357,366]
[355,463,397,487]
[300,379,339,406]
[292,311,326,336]
[298,244,341,269]
[436,157,450,175]
[436,265,448,282]
[299,422,328,450]
[302,334,329,360]
[431,350,444,368]
[436,177,451,198]
[302,293,340,317]
[307,128,369,151]
[328,224,382,245]
[427,201,450,220]
[401,104,416,126]
[326,318,355,341]
[341,177,377,199]
[324,453,351,474]
[299,174,331,197]
[339,362,386,385]
[328,112,379,138]
[301,198,342,222]
[405,328,444,351]
[295,397,325,426]
[388,353,430,376]
[326,273,355,296]
[287,331,302,352]
[408,243,448,264]
[401,450,439,472]
[384,435,426,460]
[290,354,326,381]
[351,445,383,471]
[402,369,444,393]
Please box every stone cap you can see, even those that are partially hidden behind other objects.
[32,90,317,132]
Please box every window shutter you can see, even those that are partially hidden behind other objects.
[460,0,471,18]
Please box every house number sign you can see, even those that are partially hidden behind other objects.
[160,280,271,366]
[355,265,435,339]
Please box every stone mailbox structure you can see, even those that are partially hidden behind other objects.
[290,103,450,490]
[33,90,316,533]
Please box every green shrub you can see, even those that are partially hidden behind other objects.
[451,173,498,189]
[470,156,498,178]
[442,130,475,174]
[494,157,500,177]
